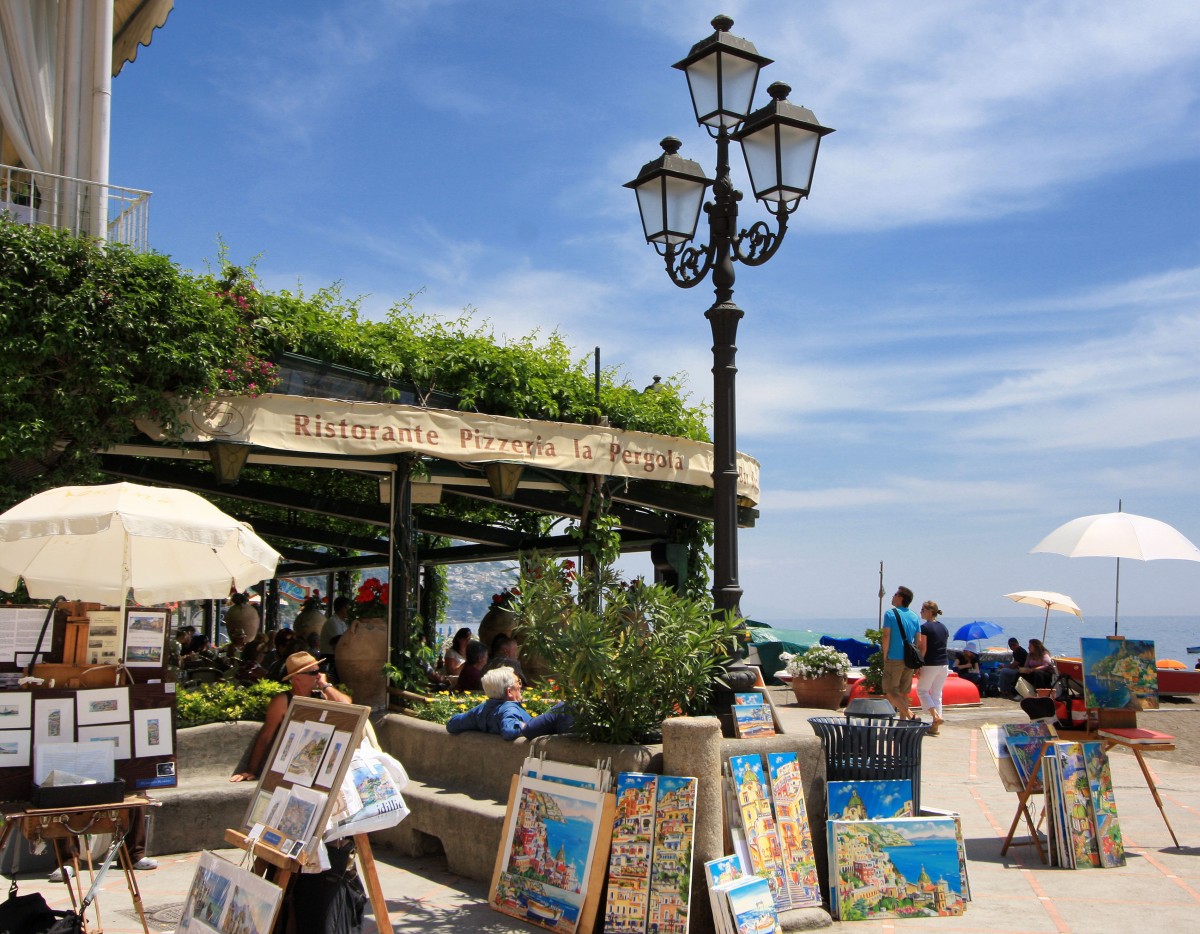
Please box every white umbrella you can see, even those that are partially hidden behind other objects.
[0,482,281,604]
[1003,590,1083,642]
[1030,508,1200,635]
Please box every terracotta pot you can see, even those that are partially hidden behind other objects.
[336,616,389,710]
[223,601,260,647]
[477,605,517,651]
[293,604,327,648]
[788,673,848,710]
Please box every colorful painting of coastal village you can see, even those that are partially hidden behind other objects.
[829,817,966,920]
[604,773,657,933]
[1043,741,1126,870]
[765,752,821,907]
[729,754,789,910]
[492,775,608,933]
[1081,638,1159,710]
[646,775,697,934]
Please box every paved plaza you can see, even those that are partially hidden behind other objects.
[9,693,1199,933]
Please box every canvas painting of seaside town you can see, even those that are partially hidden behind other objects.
[729,754,789,910]
[1082,741,1126,868]
[645,775,698,934]
[603,772,657,933]
[1081,638,1159,710]
[492,775,609,934]
[827,780,914,821]
[765,752,821,908]
[830,818,966,920]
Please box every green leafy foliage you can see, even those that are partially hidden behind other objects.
[0,220,715,618]
[513,557,743,744]
[862,627,884,694]
[176,679,289,728]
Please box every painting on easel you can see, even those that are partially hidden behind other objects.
[1080,638,1158,711]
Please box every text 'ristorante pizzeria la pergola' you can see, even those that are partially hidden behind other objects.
[293,413,687,473]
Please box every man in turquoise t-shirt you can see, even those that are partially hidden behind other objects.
[881,585,921,719]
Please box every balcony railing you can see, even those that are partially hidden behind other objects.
[0,163,150,251]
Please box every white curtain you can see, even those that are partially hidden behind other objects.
[0,0,59,173]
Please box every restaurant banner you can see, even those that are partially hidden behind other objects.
[137,394,761,505]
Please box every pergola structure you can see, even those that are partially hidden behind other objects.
[96,354,761,651]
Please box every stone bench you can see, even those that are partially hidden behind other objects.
[372,714,663,881]
[145,721,258,856]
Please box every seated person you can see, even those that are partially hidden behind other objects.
[182,633,218,668]
[953,644,981,684]
[998,637,1030,698]
[1019,638,1056,690]
[481,634,528,686]
[446,667,531,740]
[264,628,298,681]
[520,701,575,739]
[455,640,488,693]
[441,627,473,678]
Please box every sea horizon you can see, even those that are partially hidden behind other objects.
[756,615,1200,667]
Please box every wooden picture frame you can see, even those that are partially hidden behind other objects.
[237,696,371,866]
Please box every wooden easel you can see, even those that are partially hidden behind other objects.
[0,796,157,934]
[1000,740,1053,864]
[224,828,393,934]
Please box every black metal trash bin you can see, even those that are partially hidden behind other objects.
[808,716,930,813]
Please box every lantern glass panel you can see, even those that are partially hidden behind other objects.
[635,175,705,244]
[740,122,821,203]
[687,52,760,128]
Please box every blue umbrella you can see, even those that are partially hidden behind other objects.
[953,620,1004,642]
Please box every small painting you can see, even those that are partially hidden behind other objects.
[177,851,283,934]
[134,706,174,758]
[1081,637,1158,710]
[766,752,822,909]
[732,704,775,738]
[75,686,130,726]
[827,780,914,821]
[646,775,697,934]
[603,772,657,933]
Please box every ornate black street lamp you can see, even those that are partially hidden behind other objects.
[626,15,832,620]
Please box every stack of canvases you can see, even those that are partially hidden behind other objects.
[490,756,620,933]
[601,772,700,934]
[699,752,823,933]
[1041,741,1126,869]
[825,779,970,922]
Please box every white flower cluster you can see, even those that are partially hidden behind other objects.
[781,645,852,679]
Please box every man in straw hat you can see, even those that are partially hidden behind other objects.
[230,651,351,782]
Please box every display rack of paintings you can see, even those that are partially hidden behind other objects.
[235,696,371,867]
[490,772,616,934]
[1040,741,1126,869]
[998,723,1057,864]
[827,816,968,921]
[979,723,1024,792]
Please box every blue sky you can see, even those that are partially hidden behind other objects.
[109,1,1200,625]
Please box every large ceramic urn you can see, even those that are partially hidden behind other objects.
[223,597,260,647]
[293,602,328,649]
[477,605,517,651]
[336,616,388,710]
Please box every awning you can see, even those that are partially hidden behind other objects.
[136,393,762,505]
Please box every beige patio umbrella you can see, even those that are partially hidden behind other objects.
[1030,506,1200,635]
[1003,590,1083,642]
[0,481,280,604]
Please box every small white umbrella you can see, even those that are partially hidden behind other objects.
[1003,590,1083,642]
[0,482,281,604]
[1030,507,1200,635]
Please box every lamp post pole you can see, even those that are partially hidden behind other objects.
[627,16,832,620]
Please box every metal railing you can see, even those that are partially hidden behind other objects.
[0,163,151,250]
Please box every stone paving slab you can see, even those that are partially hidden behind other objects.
[6,694,1198,933]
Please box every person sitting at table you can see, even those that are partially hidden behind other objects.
[1019,638,1056,690]
[482,634,529,686]
[441,627,472,678]
[998,637,1030,698]
[953,643,981,685]
[455,641,488,693]
[446,668,532,740]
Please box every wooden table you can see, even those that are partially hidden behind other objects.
[0,795,158,933]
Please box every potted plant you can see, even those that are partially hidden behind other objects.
[779,644,852,709]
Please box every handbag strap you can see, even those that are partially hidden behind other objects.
[892,608,915,646]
